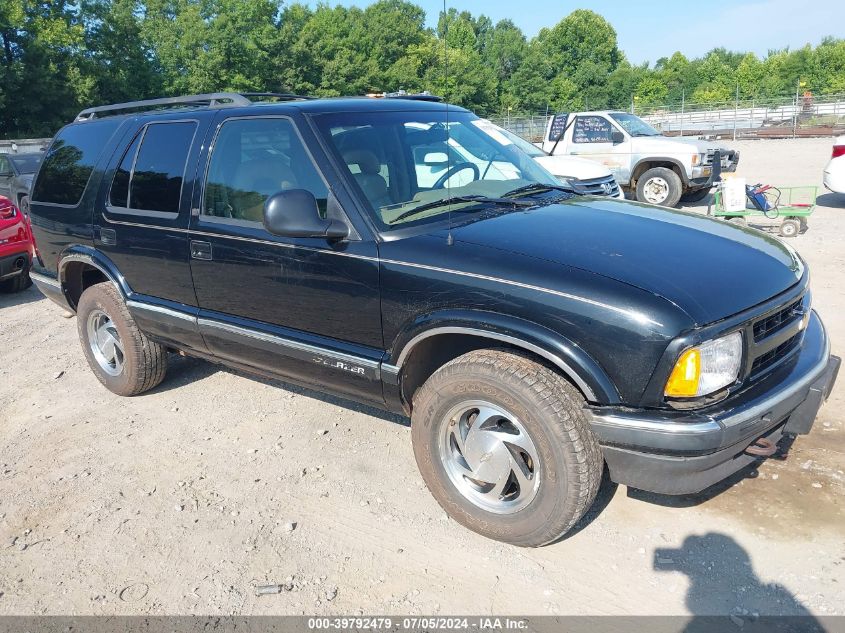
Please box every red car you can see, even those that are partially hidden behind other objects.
[0,194,33,292]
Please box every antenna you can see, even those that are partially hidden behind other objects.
[443,0,453,246]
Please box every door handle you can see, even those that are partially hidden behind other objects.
[190,240,212,261]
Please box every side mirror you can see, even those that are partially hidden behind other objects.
[611,130,625,144]
[263,189,349,240]
[423,151,449,166]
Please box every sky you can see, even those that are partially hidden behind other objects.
[307,0,845,65]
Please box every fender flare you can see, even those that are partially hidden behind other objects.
[57,245,131,310]
[386,310,620,405]
[631,156,690,185]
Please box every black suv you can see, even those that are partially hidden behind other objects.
[28,93,839,546]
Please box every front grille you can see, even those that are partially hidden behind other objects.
[572,175,620,197]
[753,299,802,342]
[704,148,739,169]
[751,334,801,374]
[747,295,806,377]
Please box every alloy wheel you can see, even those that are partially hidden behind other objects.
[439,400,541,514]
[86,309,125,376]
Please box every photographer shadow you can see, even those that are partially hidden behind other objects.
[655,533,827,633]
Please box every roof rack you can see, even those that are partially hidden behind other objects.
[366,90,443,102]
[241,92,315,101]
[74,91,313,121]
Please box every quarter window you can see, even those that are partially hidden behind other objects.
[573,116,613,144]
[32,119,119,205]
[203,117,329,223]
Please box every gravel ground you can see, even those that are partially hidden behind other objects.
[0,137,843,618]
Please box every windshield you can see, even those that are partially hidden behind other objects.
[608,113,660,137]
[9,154,42,174]
[481,121,546,158]
[313,110,558,231]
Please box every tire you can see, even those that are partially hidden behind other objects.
[411,348,603,547]
[76,282,168,396]
[779,218,800,238]
[680,188,711,203]
[727,216,747,226]
[636,167,683,207]
[0,267,31,293]
[19,195,30,218]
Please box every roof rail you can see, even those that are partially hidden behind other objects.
[75,92,254,121]
[367,90,443,102]
[241,92,315,101]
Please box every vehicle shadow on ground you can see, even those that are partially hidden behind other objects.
[654,533,825,629]
[0,283,44,309]
[816,192,845,208]
[153,353,409,427]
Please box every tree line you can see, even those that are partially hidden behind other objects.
[2,0,844,138]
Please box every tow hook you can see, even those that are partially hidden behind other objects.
[745,436,778,457]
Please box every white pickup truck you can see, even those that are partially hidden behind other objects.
[541,111,740,207]
[413,119,624,199]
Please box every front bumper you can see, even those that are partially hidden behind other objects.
[586,311,839,494]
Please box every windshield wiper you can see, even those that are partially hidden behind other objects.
[388,195,533,225]
[503,182,575,198]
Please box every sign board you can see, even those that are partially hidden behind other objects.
[548,113,569,141]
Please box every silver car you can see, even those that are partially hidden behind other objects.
[0,152,43,216]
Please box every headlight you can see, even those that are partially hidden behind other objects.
[664,331,742,398]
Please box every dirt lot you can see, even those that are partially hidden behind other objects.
[1,137,843,618]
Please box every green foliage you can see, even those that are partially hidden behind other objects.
[1,2,845,137]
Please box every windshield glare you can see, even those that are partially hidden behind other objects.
[315,111,558,230]
[9,154,42,174]
[609,113,660,137]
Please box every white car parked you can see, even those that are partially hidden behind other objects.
[823,135,845,194]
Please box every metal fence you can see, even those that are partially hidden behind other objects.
[0,138,51,154]
[490,92,845,143]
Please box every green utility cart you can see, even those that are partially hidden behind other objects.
[708,184,818,237]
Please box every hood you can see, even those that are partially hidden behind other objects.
[631,135,726,155]
[534,154,611,180]
[448,198,803,325]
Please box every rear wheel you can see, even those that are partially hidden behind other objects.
[77,282,168,396]
[19,195,30,218]
[636,167,683,207]
[779,218,800,238]
[411,349,603,547]
[0,258,31,293]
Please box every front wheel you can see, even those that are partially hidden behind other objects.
[77,282,168,396]
[636,167,683,207]
[411,349,603,547]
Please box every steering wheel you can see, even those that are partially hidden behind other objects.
[433,162,480,189]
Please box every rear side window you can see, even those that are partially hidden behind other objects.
[32,120,119,205]
[109,121,197,213]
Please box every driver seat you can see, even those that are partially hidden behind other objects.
[343,150,391,210]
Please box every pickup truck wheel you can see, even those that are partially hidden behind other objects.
[411,348,603,547]
[77,282,167,396]
[636,167,682,207]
